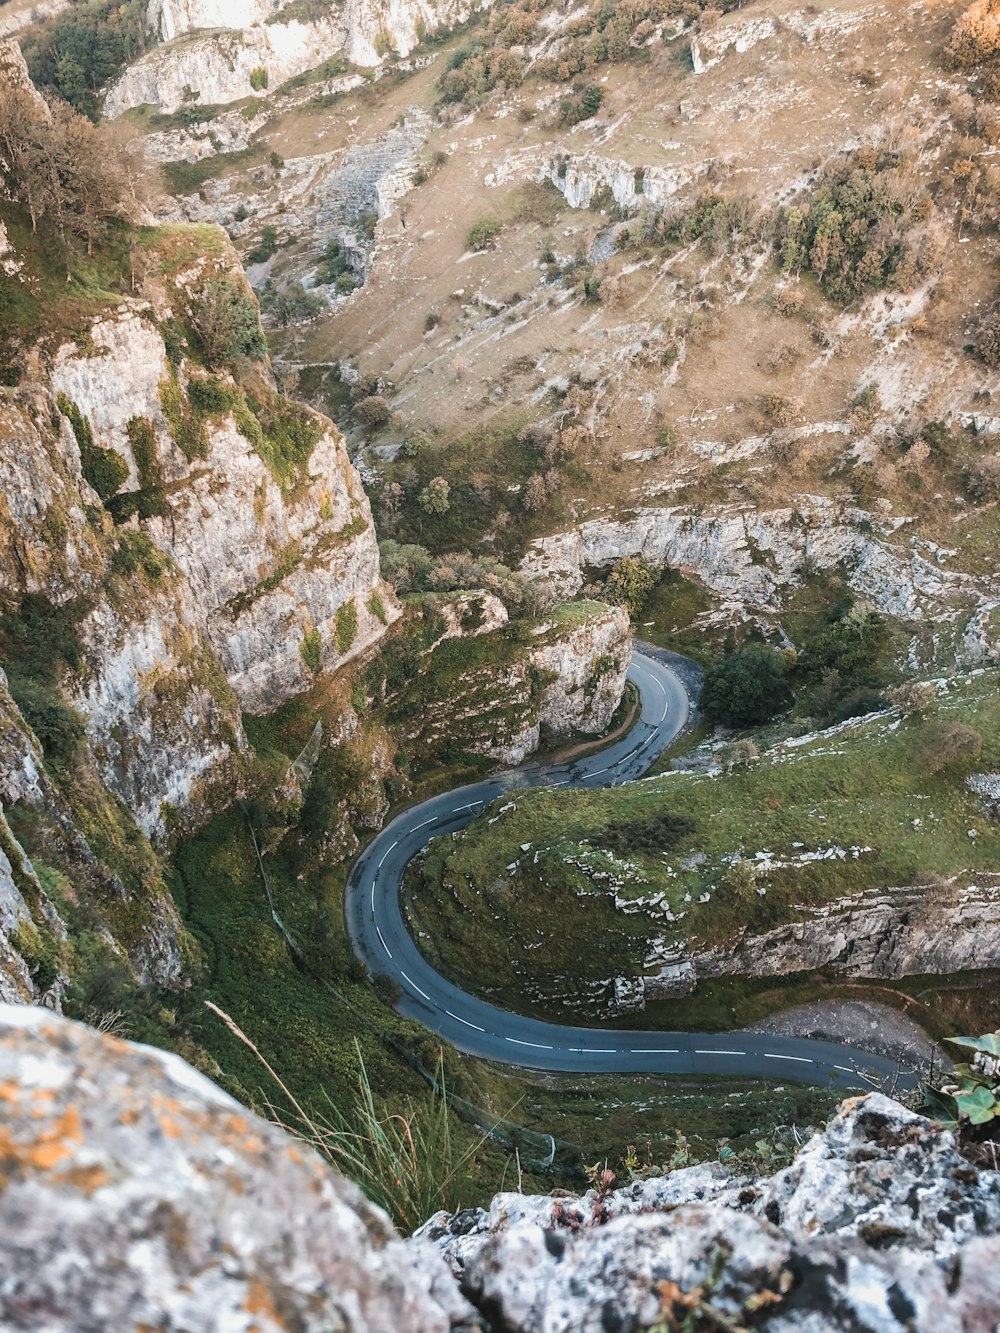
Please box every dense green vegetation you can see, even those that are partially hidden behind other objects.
[22,0,151,117]
[700,647,792,728]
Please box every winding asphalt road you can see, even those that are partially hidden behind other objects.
[346,649,917,1092]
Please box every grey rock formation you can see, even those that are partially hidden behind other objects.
[0,1003,476,1332]
[418,1094,1000,1332]
[105,0,495,113]
[642,877,1000,999]
[1,1007,998,1332]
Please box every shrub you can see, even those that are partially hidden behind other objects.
[947,1,1000,95]
[111,531,171,582]
[367,589,388,624]
[247,224,279,264]
[559,84,603,126]
[186,377,235,414]
[158,371,209,460]
[189,275,267,368]
[335,599,358,653]
[418,477,450,515]
[260,280,324,326]
[249,66,269,91]
[915,720,983,775]
[299,628,322,673]
[700,648,792,728]
[607,555,660,618]
[353,395,392,428]
[968,455,1000,501]
[776,160,926,303]
[56,395,128,503]
[466,217,502,251]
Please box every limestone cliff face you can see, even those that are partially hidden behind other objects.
[105,0,494,114]
[1,235,396,842]
[392,602,631,768]
[644,877,1000,1001]
[516,604,631,764]
[522,501,1000,665]
[1,1006,998,1331]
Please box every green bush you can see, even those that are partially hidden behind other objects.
[559,84,603,126]
[353,395,392,428]
[314,238,355,288]
[244,388,323,488]
[158,371,209,460]
[335,600,358,654]
[187,377,235,414]
[776,159,924,303]
[367,589,388,624]
[249,66,269,91]
[56,395,128,503]
[299,628,322,673]
[189,275,267,368]
[700,648,792,728]
[466,217,502,251]
[111,531,171,583]
[607,555,659,618]
[247,224,278,264]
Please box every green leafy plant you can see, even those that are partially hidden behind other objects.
[56,394,128,503]
[335,599,358,654]
[366,589,387,624]
[299,628,322,673]
[206,1003,495,1233]
[920,1033,1000,1128]
[466,216,502,251]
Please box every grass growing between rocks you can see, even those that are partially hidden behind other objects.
[405,670,1000,1021]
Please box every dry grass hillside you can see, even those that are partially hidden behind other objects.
[118,0,1000,658]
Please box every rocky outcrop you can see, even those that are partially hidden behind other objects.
[105,0,494,114]
[5,1005,999,1332]
[420,1092,1000,1332]
[1,230,397,840]
[0,1003,475,1331]
[645,876,1000,999]
[527,604,631,755]
[521,500,993,627]
[487,604,630,766]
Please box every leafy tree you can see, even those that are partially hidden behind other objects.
[700,648,792,728]
[418,477,451,515]
[189,275,267,368]
[353,395,392,428]
[607,555,660,618]
[23,0,150,118]
[260,279,324,327]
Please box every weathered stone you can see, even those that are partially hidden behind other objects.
[420,1094,1000,1332]
[0,1004,476,1332]
[105,0,497,114]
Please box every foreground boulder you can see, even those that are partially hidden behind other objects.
[0,1005,473,1331]
[418,1094,1000,1331]
[1,1004,999,1331]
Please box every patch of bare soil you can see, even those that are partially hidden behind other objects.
[745,998,944,1077]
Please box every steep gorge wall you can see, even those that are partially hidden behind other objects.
[105,0,495,114]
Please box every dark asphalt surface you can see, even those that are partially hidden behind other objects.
[345,650,916,1093]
